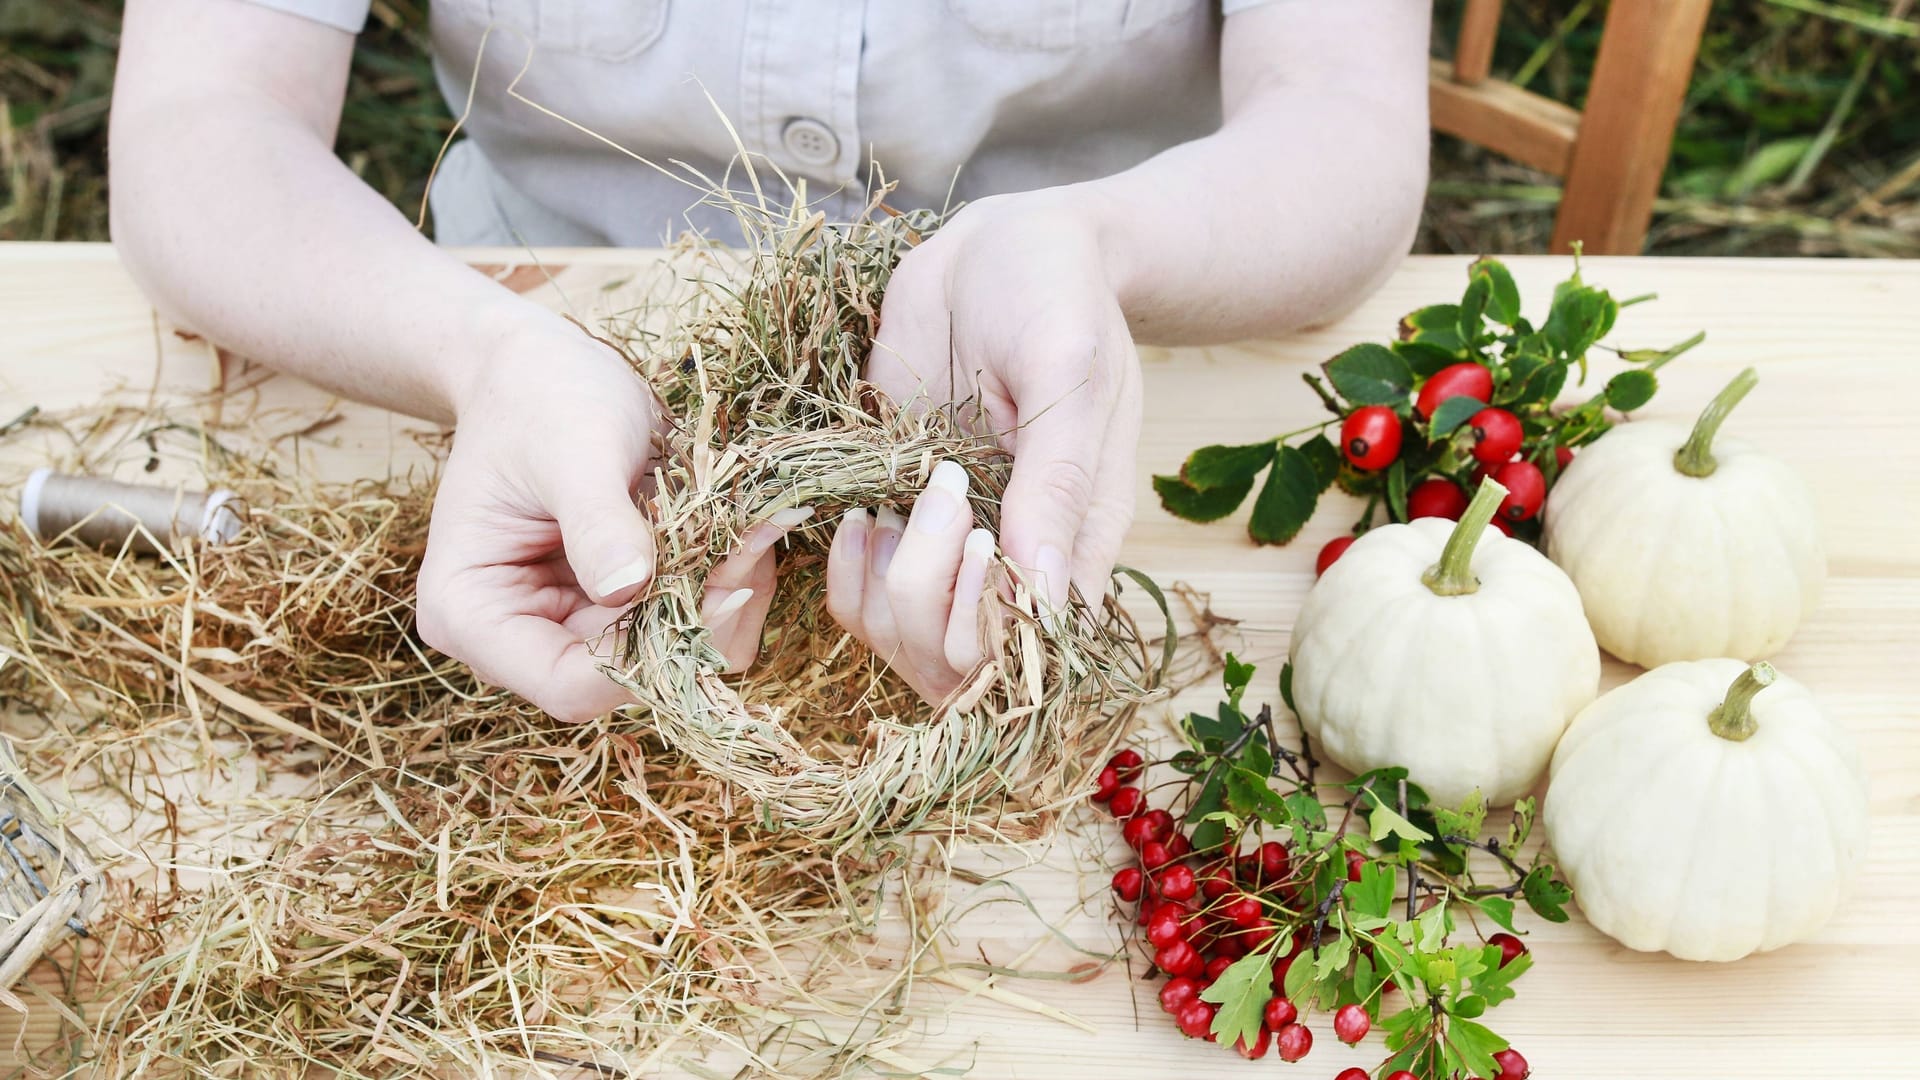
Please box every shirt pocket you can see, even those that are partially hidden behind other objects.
[944,0,1207,51]
[435,0,670,62]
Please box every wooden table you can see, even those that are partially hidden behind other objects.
[2,244,1916,1076]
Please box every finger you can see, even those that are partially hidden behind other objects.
[944,528,996,675]
[860,506,906,655]
[825,509,871,635]
[449,610,635,723]
[1069,387,1141,603]
[546,464,657,606]
[704,506,811,671]
[867,249,954,412]
[884,460,975,680]
[705,506,813,594]
[996,339,1114,614]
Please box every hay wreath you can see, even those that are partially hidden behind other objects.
[601,194,1167,847]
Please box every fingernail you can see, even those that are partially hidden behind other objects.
[872,507,905,576]
[840,508,869,557]
[747,505,815,554]
[910,461,968,534]
[963,527,994,563]
[594,549,653,598]
[769,506,815,529]
[1035,544,1070,609]
[709,587,754,621]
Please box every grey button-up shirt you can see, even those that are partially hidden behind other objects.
[251,0,1280,245]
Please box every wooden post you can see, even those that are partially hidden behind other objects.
[1453,0,1505,87]
[1550,0,1713,255]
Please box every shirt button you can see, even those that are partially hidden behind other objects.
[782,117,840,167]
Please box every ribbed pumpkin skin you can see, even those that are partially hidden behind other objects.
[1544,659,1867,962]
[1544,422,1824,667]
[1288,518,1600,808]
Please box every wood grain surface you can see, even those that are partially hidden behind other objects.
[0,245,1915,1077]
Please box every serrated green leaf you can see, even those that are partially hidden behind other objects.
[1453,994,1487,1019]
[1283,942,1319,1000]
[1545,287,1618,368]
[1312,934,1353,979]
[1225,766,1289,824]
[1153,472,1255,523]
[1299,433,1341,490]
[1367,798,1434,845]
[1472,896,1518,934]
[1181,441,1277,491]
[1200,952,1275,1050]
[1477,949,1531,1006]
[1393,339,1462,376]
[1325,343,1414,406]
[1385,458,1409,522]
[1458,274,1490,343]
[1521,867,1572,923]
[1428,393,1483,437]
[1448,1018,1509,1077]
[1431,790,1487,842]
[1248,445,1320,545]
[1403,303,1461,331]
[1469,257,1522,325]
[1278,661,1296,713]
[1604,368,1658,412]
[1282,791,1326,829]
[1223,652,1256,699]
[1348,860,1396,920]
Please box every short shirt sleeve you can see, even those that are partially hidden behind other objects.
[240,0,371,33]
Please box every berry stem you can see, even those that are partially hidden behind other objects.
[1708,661,1776,742]
[1674,366,1758,478]
[1422,477,1508,597]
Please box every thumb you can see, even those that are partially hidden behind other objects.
[549,470,657,605]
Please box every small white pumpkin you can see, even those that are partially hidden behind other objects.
[1545,367,1825,667]
[1544,659,1867,962]
[1290,479,1600,807]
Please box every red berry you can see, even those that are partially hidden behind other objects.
[1388,1072,1420,1080]
[1341,406,1403,471]
[1141,840,1172,871]
[1489,931,1528,967]
[1488,513,1513,536]
[1156,863,1197,901]
[1263,996,1297,1030]
[1146,906,1185,948]
[1239,919,1277,952]
[1492,460,1546,522]
[1257,840,1289,880]
[1406,477,1469,520]
[1155,939,1201,978]
[1201,865,1234,900]
[1121,815,1154,851]
[1222,895,1262,927]
[1416,362,1494,418]
[1468,407,1524,466]
[1091,765,1120,802]
[1494,1048,1530,1080]
[1234,1025,1272,1059]
[1554,445,1575,470]
[1346,850,1367,882]
[1158,975,1201,1014]
[1107,786,1142,818]
[1270,952,1294,989]
[1175,1000,1216,1040]
[1141,809,1175,845]
[1274,1022,1312,1062]
[1333,1003,1370,1045]
[1165,833,1192,858]
[1110,867,1143,902]
[1205,954,1234,982]
[1339,1071,1374,1080]
[1314,535,1356,577]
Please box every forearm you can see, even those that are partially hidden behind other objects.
[110,85,554,424]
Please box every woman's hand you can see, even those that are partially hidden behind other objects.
[863,191,1142,613]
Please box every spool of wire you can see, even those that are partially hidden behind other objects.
[19,469,244,554]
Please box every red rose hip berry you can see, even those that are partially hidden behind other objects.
[1140,809,1175,844]
[1175,1000,1216,1040]
[1140,840,1173,871]
[1274,1022,1312,1062]
[1107,786,1142,818]
[1346,849,1367,882]
[1107,748,1144,781]
[1315,535,1356,577]
[1489,931,1527,967]
[1263,996,1297,1030]
[1091,765,1119,802]
[1341,406,1403,470]
[1257,840,1289,880]
[1406,477,1469,520]
[1555,445,1575,469]
[1494,1048,1530,1079]
[1121,815,1154,851]
[1110,867,1143,902]
[1233,1025,1272,1059]
[1155,939,1200,978]
[1416,361,1494,418]
[1145,906,1184,949]
[1492,460,1546,522]
[1158,975,1200,1014]
[1333,1003,1370,1045]
[1468,406,1524,466]
[1205,954,1235,982]
[1156,863,1197,901]
[1387,1072,1419,1080]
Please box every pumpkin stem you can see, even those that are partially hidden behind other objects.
[1422,477,1507,597]
[1708,661,1777,742]
[1674,367,1759,478]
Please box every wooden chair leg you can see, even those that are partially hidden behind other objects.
[1550,0,1713,255]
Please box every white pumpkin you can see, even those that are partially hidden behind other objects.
[1544,659,1867,962]
[1545,367,1824,667]
[1289,479,1600,807]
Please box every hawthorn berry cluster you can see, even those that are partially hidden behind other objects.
[1094,659,1569,1079]
[1154,253,1703,573]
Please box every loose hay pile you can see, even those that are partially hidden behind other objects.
[0,196,1164,1076]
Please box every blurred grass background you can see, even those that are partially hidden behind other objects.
[2,0,1915,255]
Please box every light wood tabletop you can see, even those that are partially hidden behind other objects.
[1,244,1916,1077]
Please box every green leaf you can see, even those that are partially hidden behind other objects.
[1325,344,1414,407]
[1200,952,1274,1050]
[1402,303,1460,332]
[1721,136,1814,199]
[1469,257,1522,326]
[1181,441,1276,491]
[1347,859,1396,920]
[1429,393,1483,438]
[1282,791,1326,830]
[1283,943,1319,1001]
[1448,1017,1509,1077]
[1223,653,1256,700]
[1453,994,1487,1019]
[1604,368,1658,412]
[1299,434,1342,491]
[1367,797,1434,845]
[1521,867,1573,923]
[1225,767,1289,824]
[1312,934,1353,980]
[1457,274,1490,344]
[1247,445,1320,546]
[1278,661,1296,713]
[1472,896,1518,935]
[1385,458,1409,522]
[1477,949,1532,1007]
[1430,790,1488,843]
[1544,286,1618,363]
[1153,472,1255,523]
[1393,340,1461,377]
